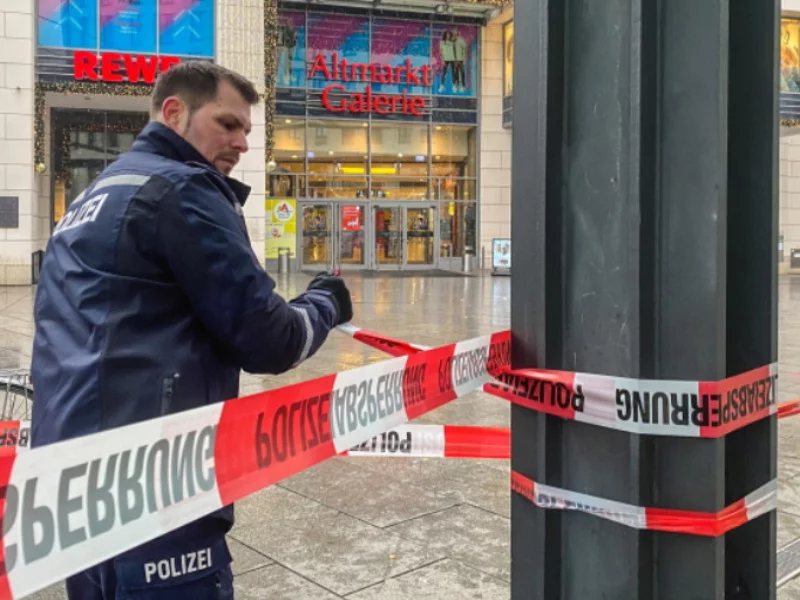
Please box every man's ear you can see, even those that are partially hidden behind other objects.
[160,96,186,131]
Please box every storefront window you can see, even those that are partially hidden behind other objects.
[782,18,800,92]
[304,119,368,198]
[52,109,147,226]
[370,122,429,199]
[503,21,514,98]
[432,125,477,177]
[439,201,476,258]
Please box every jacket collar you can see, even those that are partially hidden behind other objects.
[131,121,252,206]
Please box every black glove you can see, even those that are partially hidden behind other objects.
[307,272,353,325]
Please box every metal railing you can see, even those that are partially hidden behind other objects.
[0,370,34,422]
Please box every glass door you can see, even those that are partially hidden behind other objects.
[373,206,404,269]
[371,205,438,270]
[405,207,436,268]
[300,203,334,270]
[338,204,366,269]
[300,202,366,272]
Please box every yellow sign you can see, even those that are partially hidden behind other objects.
[265,198,297,259]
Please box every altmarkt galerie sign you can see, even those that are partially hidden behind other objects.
[308,53,431,117]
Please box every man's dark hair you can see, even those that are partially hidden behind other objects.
[150,61,260,114]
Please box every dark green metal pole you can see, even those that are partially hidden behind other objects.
[510,0,779,597]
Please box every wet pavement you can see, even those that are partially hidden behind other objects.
[3,271,800,598]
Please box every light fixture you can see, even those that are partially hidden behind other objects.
[362,122,368,127]
[292,155,298,159]
[284,118,292,124]
[329,150,334,155]
[397,153,403,157]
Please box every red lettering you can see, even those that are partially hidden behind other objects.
[421,65,433,87]
[124,54,158,84]
[73,52,181,84]
[101,52,124,82]
[308,54,433,89]
[405,59,421,85]
[308,54,331,80]
[379,65,393,84]
[391,95,402,112]
[373,93,389,114]
[321,84,347,112]
[320,84,425,117]
[159,56,180,75]
[73,51,98,81]
[409,96,425,116]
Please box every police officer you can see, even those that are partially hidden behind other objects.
[30,61,353,598]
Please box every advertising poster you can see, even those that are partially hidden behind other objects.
[160,0,215,58]
[782,18,800,92]
[492,238,511,271]
[503,21,514,98]
[276,10,306,88]
[431,23,478,97]
[265,198,297,259]
[341,205,363,231]
[306,14,370,92]
[370,19,431,96]
[38,0,98,49]
[100,0,158,54]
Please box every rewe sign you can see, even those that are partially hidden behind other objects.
[73,51,181,84]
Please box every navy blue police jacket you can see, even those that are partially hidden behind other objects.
[30,121,339,531]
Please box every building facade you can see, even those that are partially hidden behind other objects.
[267,0,512,273]
[0,0,511,284]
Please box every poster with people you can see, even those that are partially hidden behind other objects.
[276,10,306,88]
[432,23,478,97]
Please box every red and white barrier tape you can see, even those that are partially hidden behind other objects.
[342,423,511,459]
[511,471,777,537]
[0,330,510,599]
[487,364,779,438]
[341,325,786,439]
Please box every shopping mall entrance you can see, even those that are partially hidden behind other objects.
[298,202,437,271]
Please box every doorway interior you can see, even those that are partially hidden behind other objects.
[50,108,148,229]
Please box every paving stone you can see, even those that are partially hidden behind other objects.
[279,456,459,527]
[354,456,511,518]
[387,504,510,580]
[232,511,444,596]
[346,559,509,600]
[25,584,67,600]
[231,484,338,530]
[229,537,274,576]
[234,564,343,599]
